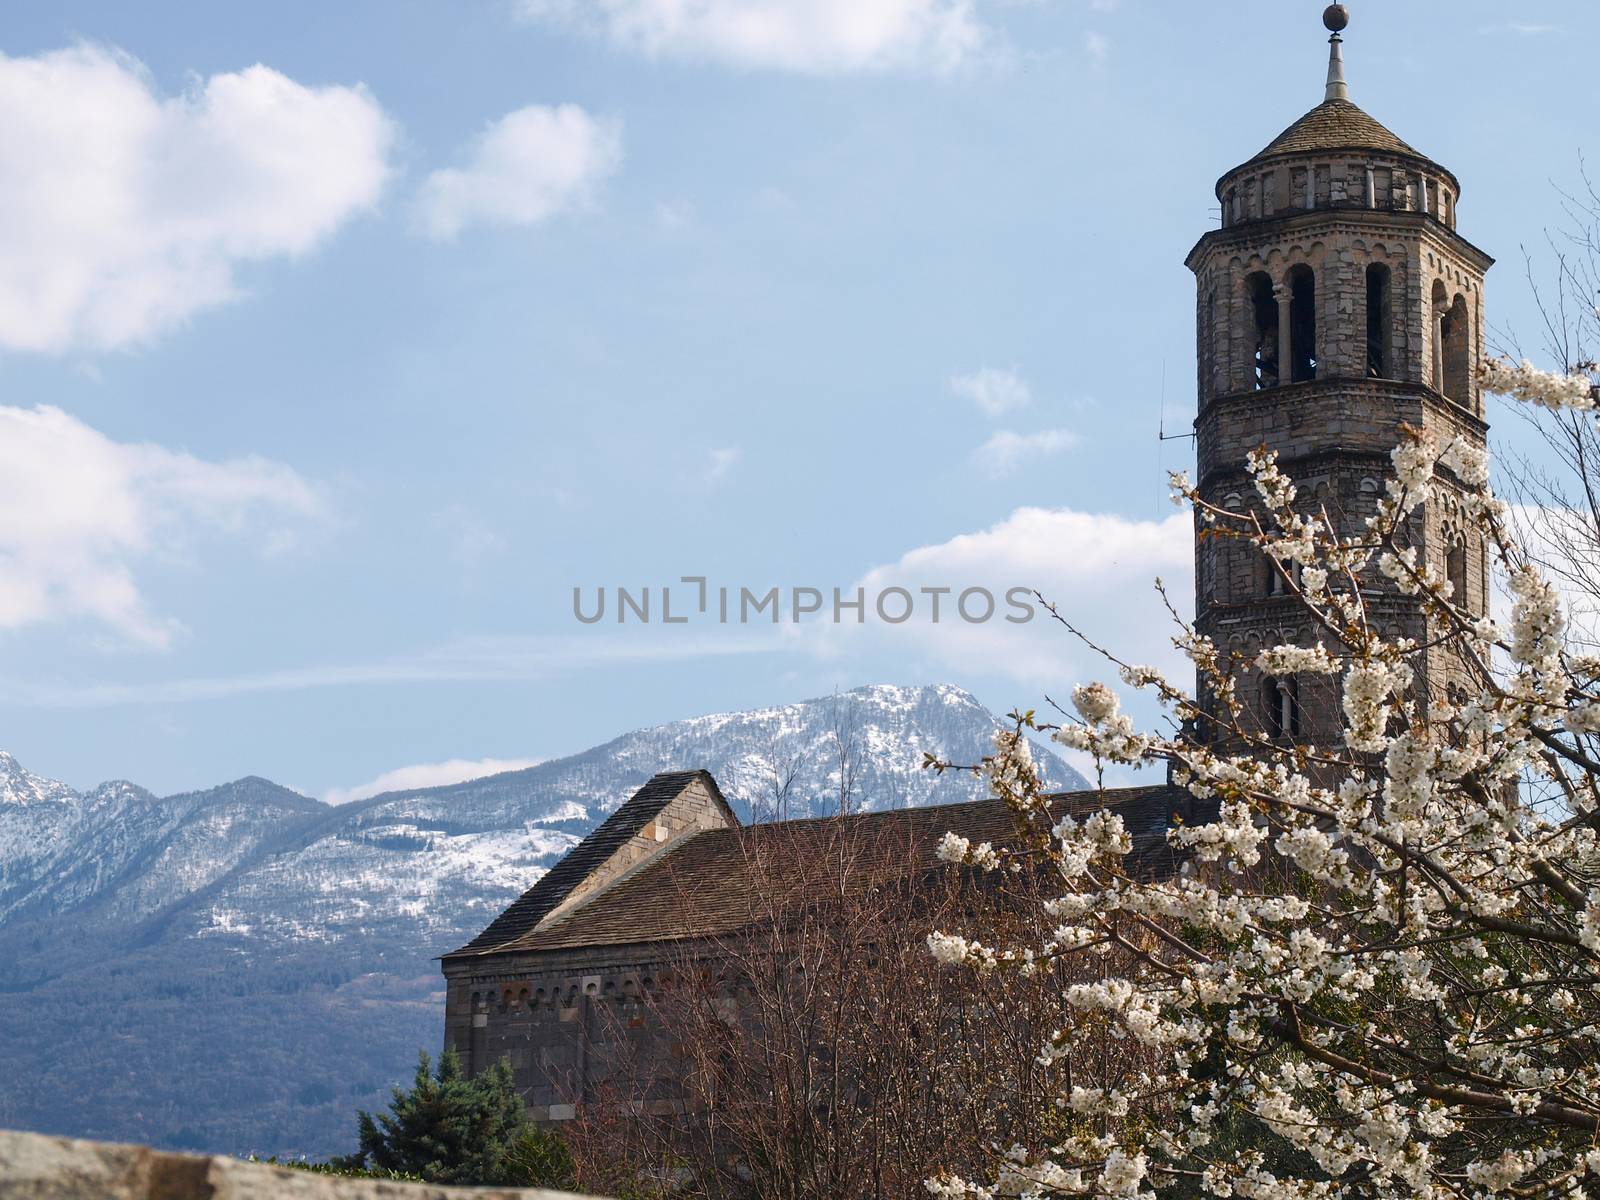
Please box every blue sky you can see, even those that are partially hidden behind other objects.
[0,0,1591,799]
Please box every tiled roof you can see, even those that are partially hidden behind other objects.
[480,785,1198,956]
[1250,99,1420,163]
[447,770,730,957]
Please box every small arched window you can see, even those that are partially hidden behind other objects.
[1286,264,1318,382]
[1446,534,1468,605]
[1266,560,1287,597]
[1445,294,1472,402]
[1246,272,1280,390]
[1366,263,1392,379]
[1433,283,1473,402]
[1262,676,1301,739]
[1262,542,1295,598]
[1205,288,1218,397]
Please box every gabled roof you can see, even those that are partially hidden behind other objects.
[1253,98,1419,162]
[468,785,1195,957]
[447,769,733,957]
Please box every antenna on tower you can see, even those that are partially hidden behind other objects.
[1158,359,1194,443]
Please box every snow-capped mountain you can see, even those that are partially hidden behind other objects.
[0,750,77,807]
[0,684,1084,1159]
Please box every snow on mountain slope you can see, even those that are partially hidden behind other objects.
[0,753,84,920]
[0,772,323,926]
[0,751,76,807]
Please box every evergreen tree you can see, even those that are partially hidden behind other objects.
[348,1048,528,1186]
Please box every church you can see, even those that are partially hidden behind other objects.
[440,5,1491,1123]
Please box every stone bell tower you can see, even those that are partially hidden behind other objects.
[1185,5,1493,744]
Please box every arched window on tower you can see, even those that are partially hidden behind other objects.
[1205,287,1217,398]
[1445,294,1471,402]
[1262,676,1301,739]
[1446,532,1468,606]
[1433,283,1473,402]
[1431,281,1448,391]
[1265,556,1288,597]
[1261,534,1297,598]
[1246,272,1280,389]
[1366,263,1392,379]
[1287,264,1318,382]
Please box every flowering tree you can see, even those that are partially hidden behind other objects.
[927,354,1600,1198]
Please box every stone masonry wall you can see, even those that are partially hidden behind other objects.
[445,941,683,1122]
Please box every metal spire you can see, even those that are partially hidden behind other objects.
[1324,5,1350,102]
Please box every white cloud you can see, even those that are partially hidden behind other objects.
[973,428,1078,476]
[516,0,990,73]
[821,507,1194,691]
[950,366,1032,415]
[416,104,622,240]
[0,405,323,647]
[0,45,394,354]
[325,756,544,806]
[1085,30,1110,63]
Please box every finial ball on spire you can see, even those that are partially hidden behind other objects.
[1323,4,1350,33]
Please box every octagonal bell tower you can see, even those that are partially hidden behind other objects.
[1186,6,1493,745]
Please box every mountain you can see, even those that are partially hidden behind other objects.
[0,684,1084,1158]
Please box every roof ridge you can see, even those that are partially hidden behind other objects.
[445,769,718,957]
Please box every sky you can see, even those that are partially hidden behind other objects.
[0,0,1592,801]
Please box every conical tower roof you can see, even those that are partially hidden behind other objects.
[1252,97,1419,162]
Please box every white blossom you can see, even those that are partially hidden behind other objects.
[1481,357,1596,411]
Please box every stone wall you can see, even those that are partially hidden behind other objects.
[446,941,685,1122]
[0,1129,608,1200]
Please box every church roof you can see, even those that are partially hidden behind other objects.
[448,769,732,956]
[464,785,1192,957]
[1251,98,1420,162]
